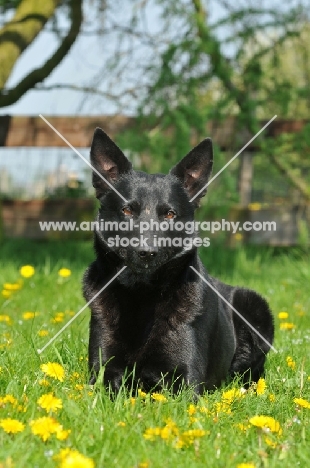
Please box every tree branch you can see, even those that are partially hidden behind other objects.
[0,0,82,108]
[33,83,140,100]
[0,0,61,89]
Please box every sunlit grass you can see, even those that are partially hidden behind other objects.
[0,240,309,467]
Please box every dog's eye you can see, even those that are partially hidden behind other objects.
[122,206,133,216]
[165,210,176,219]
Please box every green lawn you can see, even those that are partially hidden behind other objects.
[0,240,309,468]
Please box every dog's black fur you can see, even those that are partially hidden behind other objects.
[83,128,274,394]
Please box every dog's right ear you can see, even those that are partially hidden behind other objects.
[90,128,132,198]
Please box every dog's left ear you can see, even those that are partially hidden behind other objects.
[170,138,213,204]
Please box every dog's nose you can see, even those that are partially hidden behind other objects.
[138,248,158,259]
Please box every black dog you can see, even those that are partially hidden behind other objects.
[83,128,274,394]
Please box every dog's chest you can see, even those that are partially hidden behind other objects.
[104,286,197,359]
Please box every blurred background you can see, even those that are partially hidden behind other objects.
[0,0,310,247]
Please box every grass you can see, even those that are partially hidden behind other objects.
[0,239,309,468]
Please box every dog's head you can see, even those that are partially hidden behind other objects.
[90,128,213,275]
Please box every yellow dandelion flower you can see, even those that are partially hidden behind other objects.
[182,429,206,438]
[187,404,196,415]
[70,372,80,380]
[198,405,210,415]
[234,233,243,241]
[40,362,65,382]
[3,283,21,291]
[256,378,267,395]
[0,314,11,324]
[286,356,296,370]
[236,423,251,432]
[222,388,243,402]
[52,312,65,323]
[248,202,261,211]
[2,290,12,298]
[249,415,281,434]
[138,463,149,468]
[138,389,147,398]
[237,464,256,468]
[264,436,277,448]
[29,416,62,441]
[151,393,167,402]
[38,393,63,413]
[55,449,94,468]
[39,379,50,387]
[214,401,232,414]
[117,421,126,427]
[20,265,35,278]
[0,418,25,434]
[2,395,17,406]
[143,427,161,441]
[280,322,295,330]
[22,311,39,320]
[278,311,288,319]
[56,427,71,441]
[38,330,49,337]
[293,397,310,409]
[58,268,71,278]
[269,394,275,402]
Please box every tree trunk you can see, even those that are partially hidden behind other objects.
[238,151,253,206]
[0,0,61,89]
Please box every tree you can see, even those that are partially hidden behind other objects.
[0,0,82,107]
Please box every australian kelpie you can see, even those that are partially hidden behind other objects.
[83,128,274,394]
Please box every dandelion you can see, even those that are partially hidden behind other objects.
[248,202,262,211]
[249,415,281,434]
[29,416,62,441]
[117,421,126,427]
[39,379,50,387]
[269,394,275,402]
[264,436,277,448]
[38,393,63,413]
[40,362,65,382]
[58,268,71,278]
[138,463,149,468]
[187,404,196,416]
[22,311,39,320]
[293,398,310,409]
[2,290,12,298]
[138,389,147,398]
[0,394,18,407]
[236,423,251,432]
[0,418,25,434]
[222,388,243,403]
[56,427,71,441]
[280,322,295,330]
[0,314,11,324]
[278,311,288,319]
[151,393,167,402]
[143,427,161,441]
[38,330,49,337]
[256,378,267,395]
[52,312,65,323]
[286,356,296,370]
[20,265,35,278]
[237,464,256,468]
[54,448,94,468]
[3,283,21,291]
